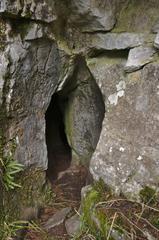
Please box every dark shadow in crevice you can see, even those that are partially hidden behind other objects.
[45,93,71,182]
[87,49,130,59]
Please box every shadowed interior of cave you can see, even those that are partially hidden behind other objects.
[45,93,72,182]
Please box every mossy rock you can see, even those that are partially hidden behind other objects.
[114,0,159,33]
[79,181,115,239]
[0,19,6,51]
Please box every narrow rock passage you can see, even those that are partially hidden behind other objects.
[24,93,88,239]
[45,93,72,182]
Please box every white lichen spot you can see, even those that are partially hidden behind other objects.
[116,81,126,92]
[8,88,13,100]
[109,147,113,153]
[119,147,125,152]
[108,81,126,106]
[98,82,102,88]
[117,90,125,97]
[121,178,127,183]
[94,166,98,170]
[108,93,118,105]
[16,136,19,145]
[137,155,143,160]
[107,166,116,173]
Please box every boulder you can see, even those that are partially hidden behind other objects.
[44,207,72,230]
[114,0,159,33]
[65,214,81,236]
[23,23,44,41]
[64,58,105,165]
[88,56,159,199]
[92,33,145,51]
[125,46,156,72]
[65,0,116,32]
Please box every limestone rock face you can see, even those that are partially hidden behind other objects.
[64,59,105,165]
[0,0,56,23]
[88,57,159,198]
[92,33,145,51]
[1,0,159,215]
[0,29,69,169]
[125,46,156,72]
[65,0,116,32]
[154,32,159,49]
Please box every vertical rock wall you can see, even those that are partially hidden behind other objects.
[0,0,159,219]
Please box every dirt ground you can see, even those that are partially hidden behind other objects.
[25,165,88,240]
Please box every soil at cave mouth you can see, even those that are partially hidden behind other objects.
[25,163,88,240]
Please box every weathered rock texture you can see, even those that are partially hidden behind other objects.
[63,58,105,165]
[0,0,159,224]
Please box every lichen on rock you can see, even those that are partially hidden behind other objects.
[63,57,105,165]
[1,2,159,238]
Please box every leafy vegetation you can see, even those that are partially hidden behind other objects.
[0,138,24,191]
[1,220,27,240]
[2,157,24,191]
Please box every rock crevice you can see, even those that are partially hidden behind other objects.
[1,1,159,227]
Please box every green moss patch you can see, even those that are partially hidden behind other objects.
[75,180,159,240]
[114,0,159,33]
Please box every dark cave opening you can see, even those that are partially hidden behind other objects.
[45,93,72,182]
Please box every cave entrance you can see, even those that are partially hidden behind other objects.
[45,93,71,182]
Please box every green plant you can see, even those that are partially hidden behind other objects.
[2,157,24,191]
[0,220,28,240]
[0,138,24,191]
[78,186,116,240]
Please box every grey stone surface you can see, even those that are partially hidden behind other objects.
[64,0,116,32]
[154,32,159,49]
[0,51,9,105]
[125,46,156,73]
[1,0,159,203]
[92,33,145,51]
[0,0,56,23]
[88,57,159,199]
[65,214,81,236]
[44,207,71,230]
[114,0,159,33]
[64,58,105,165]
[1,34,69,169]
[24,23,44,41]
[111,230,125,240]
